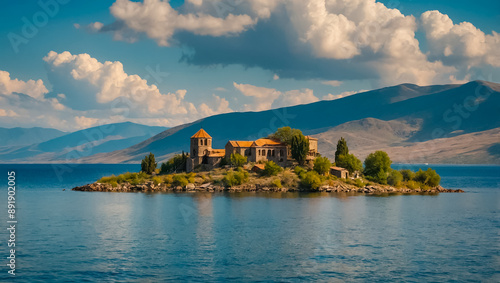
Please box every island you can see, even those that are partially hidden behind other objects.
[73,127,464,194]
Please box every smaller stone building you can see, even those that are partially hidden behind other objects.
[330,166,349,179]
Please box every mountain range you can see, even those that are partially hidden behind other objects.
[0,122,167,163]
[1,80,498,164]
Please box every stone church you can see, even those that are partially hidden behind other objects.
[186,128,319,172]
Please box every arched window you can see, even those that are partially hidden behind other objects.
[199,140,202,145]
[204,139,207,146]
[262,150,265,156]
[272,150,275,156]
[267,150,271,156]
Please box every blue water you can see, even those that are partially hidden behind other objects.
[0,164,499,282]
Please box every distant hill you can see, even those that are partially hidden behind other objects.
[0,127,66,147]
[76,80,500,164]
[0,122,167,163]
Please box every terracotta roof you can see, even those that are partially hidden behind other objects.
[191,129,211,139]
[252,138,284,147]
[330,166,348,171]
[228,140,254,147]
[208,149,225,157]
[251,164,266,171]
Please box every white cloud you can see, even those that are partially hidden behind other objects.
[421,10,500,67]
[74,116,99,129]
[98,0,256,46]
[234,82,320,110]
[273,74,280,80]
[321,80,342,87]
[214,87,227,92]
[0,109,18,117]
[322,89,367,100]
[233,82,281,111]
[198,94,232,116]
[0,70,48,100]
[272,88,319,108]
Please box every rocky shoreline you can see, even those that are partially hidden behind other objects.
[72,182,464,194]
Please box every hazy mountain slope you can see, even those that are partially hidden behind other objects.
[0,127,66,147]
[0,122,167,162]
[79,81,500,164]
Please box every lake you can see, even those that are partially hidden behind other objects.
[0,164,499,282]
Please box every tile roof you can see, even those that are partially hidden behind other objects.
[191,129,211,138]
[252,138,284,147]
[330,166,348,171]
[228,140,254,147]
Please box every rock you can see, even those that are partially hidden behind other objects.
[186,183,195,190]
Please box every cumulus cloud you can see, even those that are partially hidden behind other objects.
[0,70,48,100]
[234,82,320,110]
[421,10,500,67]
[92,0,259,46]
[0,109,18,117]
[43,51,229,124]
[233,82,281,111]
[322,89,367,100]
[90,0,500,86]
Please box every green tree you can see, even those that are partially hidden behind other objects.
[291,133,310,165]
[268,126,303,145]
[222,168,249,187]
[141,152,157,175]
[387,169,403,187]
[400,169,415,182]
[160,151,188,174]
[334,137,349,164]
[363,151,392,178]
[414,168,441,187]
[336,153,363,174]
[230,153,247,168]
[263,161,282,176]
[313,156,331,175]
[300,171,322,190]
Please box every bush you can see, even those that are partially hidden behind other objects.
[160,152,188,174]
[366,169,388,185]
[230,153,247,168]
[363,151,391,178]
[336,154,363,174]
[300,171,322,190]
[354,178,365,188]
[387,169,403,187]
[141,152,157,175]
[294,166,307,177]
[152,176,163,185]
[172,174,189,187]
[406,180,420,190]
[313,156,331,175]
[280,170,298,187]
[414,168,441,187]
[400,169,415,182]
[270,178,282,188]
[262,161,283,176]
[222,168,249,187]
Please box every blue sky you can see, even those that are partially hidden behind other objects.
[0,0,499,131]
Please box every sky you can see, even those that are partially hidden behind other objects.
[0,0,499,131]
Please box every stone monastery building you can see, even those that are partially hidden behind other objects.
[186,128,319,172]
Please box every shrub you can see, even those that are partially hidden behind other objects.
[300,171,322,190]
[414,168,440,187]
[152,176,163,185]
[141,152,157,174]
[270,178,282,188]
[406,180,420,190]
[109,181,118,188]
[160,152,188,174]
[294,166,307,177]
[387,169,403,187]
[230,153,247,168]
[366,169,388,185]
[222,169,249,187]
[400,169,415,182]
[263,161,282,176]
[363,151,391,178]
[313,156,331,175]
[172,174,189,187]
[354,178,365,188]
[186,172,196,183]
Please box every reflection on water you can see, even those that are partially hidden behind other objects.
[0,164,498,281]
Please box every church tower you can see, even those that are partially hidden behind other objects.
[190,128,212,159]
